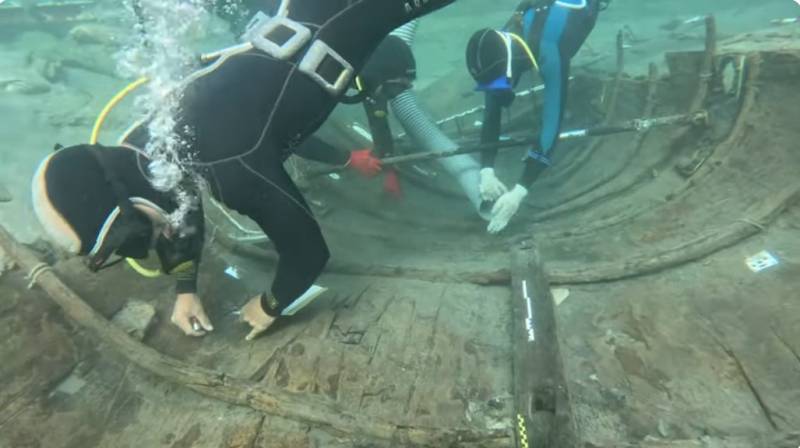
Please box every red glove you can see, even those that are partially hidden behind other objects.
[348,149,382,177]
[383,169,402,199]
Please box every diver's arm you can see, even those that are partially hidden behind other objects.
[294,135,383,177]
[480,91,505,168]
[363,98,395,158]
[293,136,351,166]
[156,204,205,294]
[162,205,212,336]
[159,231,210,336]
[516,42,569,188]
[519,156,549,187]
[173,260,200,294]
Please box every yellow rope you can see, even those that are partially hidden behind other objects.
[90,77,162,279]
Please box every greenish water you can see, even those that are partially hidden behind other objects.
[0,0,797,240]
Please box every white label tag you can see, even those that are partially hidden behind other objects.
[745,251,779,273]
[224,266,240,279]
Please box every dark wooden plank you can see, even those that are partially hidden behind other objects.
[510,247,575,448]
[0,272,77,432]
[0,224,506,446]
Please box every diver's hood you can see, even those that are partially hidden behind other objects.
[86,200,154,271]
[466,28,512,87]
[35,144,156,270]
[359,35,417,93]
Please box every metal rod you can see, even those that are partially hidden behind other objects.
[309,111,708,178]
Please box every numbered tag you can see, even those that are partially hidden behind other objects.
[745,251,779,273]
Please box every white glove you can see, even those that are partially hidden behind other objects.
[479,168,508,202]
[488,184,528,234]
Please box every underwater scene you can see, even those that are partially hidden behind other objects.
[0,0,799,446]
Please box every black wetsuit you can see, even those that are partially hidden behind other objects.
[481,0,599,186]
[291,95,396,164]
[123,0,454,316]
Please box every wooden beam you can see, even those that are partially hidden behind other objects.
[547,185,800,284]
[510,247,575,447]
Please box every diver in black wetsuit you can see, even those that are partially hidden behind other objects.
[297,33,417,197]
[465,0,606,233]
[31,0,455,341]
[220,0,415,195]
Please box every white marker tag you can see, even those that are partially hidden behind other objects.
[224,266,240,279]
[745,251,779,273]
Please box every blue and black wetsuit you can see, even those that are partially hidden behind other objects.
[480,0,599,186]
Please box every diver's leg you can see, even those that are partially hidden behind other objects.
[537,42,569,156]
[537,5,594,157]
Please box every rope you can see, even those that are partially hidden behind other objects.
[737,217,767,231]
[25,262,53,289]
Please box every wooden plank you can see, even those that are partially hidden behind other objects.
[0,352,266,448]
[0,224,507,446]
[0,272,77,432]
[510,248,574,448]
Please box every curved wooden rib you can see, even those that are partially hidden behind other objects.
[219,185,798,288]
[547,186,800,284]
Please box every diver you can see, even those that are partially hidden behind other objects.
[31,0,456,341]
[227,3,417,196]
[303,33,418,197]
[465,0,607,233]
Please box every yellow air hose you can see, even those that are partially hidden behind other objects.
[90,76,161,279]
[508,33,540,72]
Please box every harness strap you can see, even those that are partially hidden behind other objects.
[89,146,137,216]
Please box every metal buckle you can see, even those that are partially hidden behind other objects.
[298,40,354,96]
[247,15,311,60]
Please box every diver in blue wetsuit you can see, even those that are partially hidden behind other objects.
[465,0,608,233]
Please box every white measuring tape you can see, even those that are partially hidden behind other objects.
[522,280,535,342]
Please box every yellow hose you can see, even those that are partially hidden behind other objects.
[90,77,161,279]
[125,257,162,278]
[90,77,149,145]
[508,33,540,72]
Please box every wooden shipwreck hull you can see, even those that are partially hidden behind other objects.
[1,20,799,448]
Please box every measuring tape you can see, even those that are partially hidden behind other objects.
[516,413,530,448]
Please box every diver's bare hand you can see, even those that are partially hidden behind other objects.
[240,295,276,341]
[171,293,214,337]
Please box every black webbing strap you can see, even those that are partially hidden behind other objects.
[89,146,137,216]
